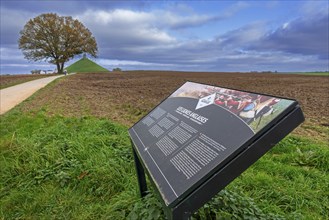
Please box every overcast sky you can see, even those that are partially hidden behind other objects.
[1,0,328,74]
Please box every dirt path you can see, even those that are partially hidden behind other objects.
[0,75,65,114]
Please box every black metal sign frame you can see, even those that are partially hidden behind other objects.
[129,82,304,219]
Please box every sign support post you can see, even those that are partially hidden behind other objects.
[132,140,192,220]
[132,140,148,198]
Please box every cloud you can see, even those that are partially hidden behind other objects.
[0,7,36,45]
[84,9,153,25]
[91,10,328,72]
[159,12,217,29]
[248,12,329,59]
[0,47,25,61]
[74,5,249,62]
[216,21,267,48]
[0,46,54,74]
[220,1,249,18]
[158,1,249,29]
[0,0,146,15]
[300,1,329,16]
[1,64,52,68]
[97,58,177,71]
[1,2,328,74]
[77,9,176,48]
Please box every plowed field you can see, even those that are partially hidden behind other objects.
[22,71,328,139]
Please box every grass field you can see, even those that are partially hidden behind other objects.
[1,72,328,219]
[66,58,109,73]
[291,72,329,76]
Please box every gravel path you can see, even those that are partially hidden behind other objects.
[0,75,65,114]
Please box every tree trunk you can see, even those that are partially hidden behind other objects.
[56,62,61,74]
[56,62,65,74]
[60,62,65,73]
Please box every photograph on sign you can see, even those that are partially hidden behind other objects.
[129,82,296,206]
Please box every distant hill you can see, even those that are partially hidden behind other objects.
[65,58,109,73]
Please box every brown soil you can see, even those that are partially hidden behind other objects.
[0,74,58,89]
[21,71,329,140]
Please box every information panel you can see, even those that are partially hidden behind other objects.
[129,82,297,206]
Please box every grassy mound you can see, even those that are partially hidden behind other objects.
[65,58,109,73]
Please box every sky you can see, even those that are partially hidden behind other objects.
[0,0,328,74]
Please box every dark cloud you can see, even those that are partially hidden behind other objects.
[216,22,267,48]
[249,13,329,59]
[160,1,249,29]
[1,0,148,14]
[164,1,249,29]
[0,8,35,45]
